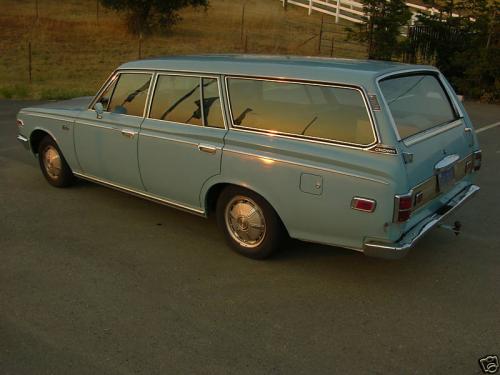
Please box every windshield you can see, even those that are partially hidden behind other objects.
[379,74,458,139]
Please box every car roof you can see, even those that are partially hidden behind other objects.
[118,54,436,87]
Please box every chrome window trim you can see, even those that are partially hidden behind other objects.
[403,119,463,147]
[82,108,147,122]
[146,71,228,130]
[224,75,379,149]
[199,77,206,127]
[376,69,464,142]
[119,66,364,87]
[143,71,158,120]
[88,70,154,118]
[223,147,389,185]
[89,70,117,110]
[438,71,464,119]
[73,172,206,216]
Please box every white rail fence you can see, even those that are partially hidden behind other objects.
[280,0,457,25]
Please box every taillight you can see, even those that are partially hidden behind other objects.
[351,197,376,213]
[394,194,413,223]
[16,119,24,128]
[473,150,482,171]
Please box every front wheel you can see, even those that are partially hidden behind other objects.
[38,135,75,187]
[216,186,284,259]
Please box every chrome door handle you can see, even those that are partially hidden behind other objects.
[121,129,137,138]
[198,144,217,154]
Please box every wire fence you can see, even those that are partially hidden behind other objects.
[0,0,369,99]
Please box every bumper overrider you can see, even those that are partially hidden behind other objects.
[363,184,480,259]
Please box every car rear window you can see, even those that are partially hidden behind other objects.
[227,78,375,146]
[379,74,458,139]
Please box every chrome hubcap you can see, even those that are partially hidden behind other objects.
[225,196,266,248]
[43,146,62,179]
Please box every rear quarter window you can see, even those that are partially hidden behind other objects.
[379,74,458,139]
[227,78,376,146]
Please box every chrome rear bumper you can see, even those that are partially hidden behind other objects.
[363,184,480,259]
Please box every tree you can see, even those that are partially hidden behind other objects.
[100,0,209,35]
[412,0,500,101]
[347,0,411,60]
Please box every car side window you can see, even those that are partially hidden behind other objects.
[149,75,203,126]
[149,75,225,128]
[105,73,152,117]
[227,78,375,146]
[202,78,224,128]
[95,75,118,110]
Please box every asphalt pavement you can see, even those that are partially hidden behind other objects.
[0,100,499,374]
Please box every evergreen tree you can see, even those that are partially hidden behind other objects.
[415,0,499,101]
[100,0,209,35]
[347,0,411,60]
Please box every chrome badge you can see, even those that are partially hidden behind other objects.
[479,355,499,374]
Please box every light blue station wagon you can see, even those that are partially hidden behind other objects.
[16,55,481,259]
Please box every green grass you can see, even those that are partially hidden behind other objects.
[0,0,368,100]
[0,84,30,99]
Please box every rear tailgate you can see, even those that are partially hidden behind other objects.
[379,72,479,225]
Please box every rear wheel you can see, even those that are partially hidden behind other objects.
[38,135,75,187]
[216,186,284,259]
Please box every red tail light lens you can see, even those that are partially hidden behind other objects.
[398,196,412,210]
[398,210,412,222]
[473,150,482,171]
[394,194,413,223]
[351,197,376,213]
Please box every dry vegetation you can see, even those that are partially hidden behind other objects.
[0,0,367,100]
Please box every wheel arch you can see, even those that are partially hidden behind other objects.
[202,181,290,236]
[29,128,59,155]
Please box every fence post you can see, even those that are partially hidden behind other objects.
[138,33,142,59]
[28,41,32,83]
[308,0,313,16]
[240,3,246,42]
[335,0,340,23]
[318,16,324,53]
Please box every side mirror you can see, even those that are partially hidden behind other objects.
[95,102,104,119]
[457,95,464,103]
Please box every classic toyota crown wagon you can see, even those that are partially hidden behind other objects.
[16,55,481,259]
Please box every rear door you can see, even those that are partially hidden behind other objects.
[138,73,227,211]
[378,72,476,193]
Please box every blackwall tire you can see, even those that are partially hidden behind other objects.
[38,135,75,188]
[216,186,284,260]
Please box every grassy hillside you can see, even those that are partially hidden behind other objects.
[0,0,367,100]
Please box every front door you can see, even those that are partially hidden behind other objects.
[138,74,227,211]
[75,72,152,190]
